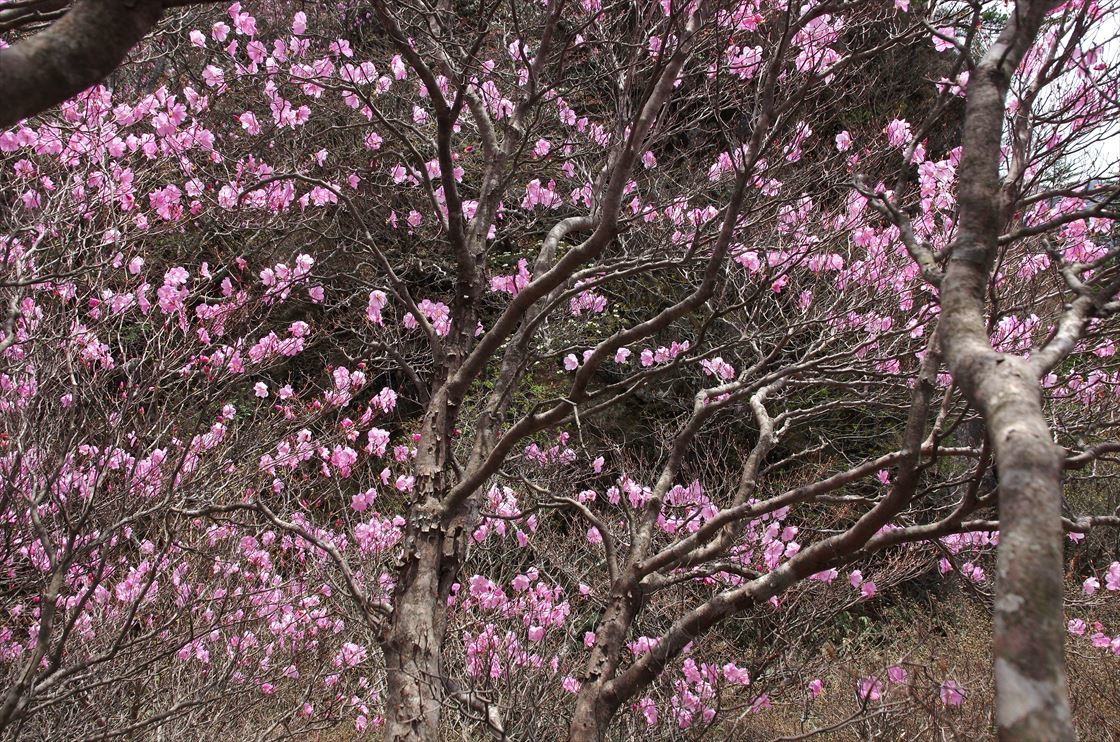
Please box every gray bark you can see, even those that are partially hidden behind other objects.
[0,0,212,128]
[937,2,1075,739]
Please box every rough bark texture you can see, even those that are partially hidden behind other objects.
[937,1,1075,739]
[380,383,469,741]
[381,507,467,742]
[567,580,644,742]
[0,0,167,128]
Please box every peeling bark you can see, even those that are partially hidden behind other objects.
[568,581,643,742]
[381,504,469,742]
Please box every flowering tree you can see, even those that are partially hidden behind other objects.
[2,0,1120,740]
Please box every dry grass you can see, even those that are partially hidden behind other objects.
[258,587,1120,741]
[724,591,1120,742]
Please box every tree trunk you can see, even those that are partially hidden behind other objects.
[568,691,613,742]
[381,505,468,741]
[937,2,1076,738]
[566,584,641,742]
[940,294,1075,740]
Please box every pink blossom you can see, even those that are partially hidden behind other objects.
[629,636,660,656]
[351,488,376,512]
[333,642,368,668]
[857,677,883,702]
[366,290,388,324]
[1106,562,1120,591]
[390,55,407,80]
[932,28,957,53]
[700,357,735,380]
[722,662,750,685]
[491,259,532,296]
[810,568,837,583]
[238,111,261,135]
[884,118,912,148]
[939,680,964,706]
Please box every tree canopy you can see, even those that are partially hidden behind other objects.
[1,0,1119,739]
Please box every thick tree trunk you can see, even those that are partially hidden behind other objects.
[938,2,1074,739]
[940,270,1075,741]
[381,503,468,741]
[566,584,642,742]
[568,692,613,742]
